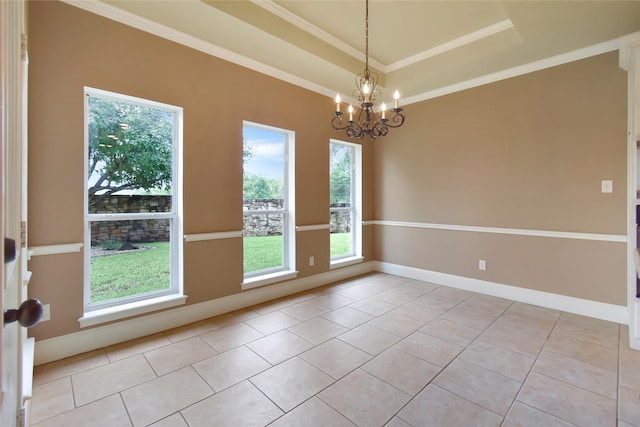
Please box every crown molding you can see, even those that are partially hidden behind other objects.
[385,19,514,73]
[59,1,639,107]
[618,31,640,71]
[251,0,384,71]
[60,0,337,99]
[405,36,625,105]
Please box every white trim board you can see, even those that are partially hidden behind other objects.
[34,261,376,365]
[184,231,242,242]
[296,224,330,232]
[372,220,627,243]
[375,261,629,325]
[28,243,83,257]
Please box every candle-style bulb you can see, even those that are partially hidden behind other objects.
[348,104,354,121]
[381,102,387,119]
[335,94,341,112]
[362,82,371,102]
[393,90,400,108]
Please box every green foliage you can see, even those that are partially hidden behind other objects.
[88,97,173,206]
[330,144,352,203]
[243,174,283,199]
[242,137,253,164]
[97,239,123,250]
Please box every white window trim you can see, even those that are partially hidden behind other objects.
[329,256,365,270]
[241,270,299,290]
[242,121,296,286]
[330,139,362,263]
[78,293,187,328]
[83,88,184,318]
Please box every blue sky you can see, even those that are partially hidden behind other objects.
[243,126,285,180]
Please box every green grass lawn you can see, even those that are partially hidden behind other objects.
[330,232,351,257]
[91,233,352,302]
[243,233,351,272]
[90,242,171,302]
[243,235,283,273]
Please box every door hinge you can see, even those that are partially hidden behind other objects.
[17,407,26,427]
[20,33,28,62]
[20,221,27,248]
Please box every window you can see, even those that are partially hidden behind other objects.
[242,122,295,287]
[84,88,183,316]
[330,140,362,264]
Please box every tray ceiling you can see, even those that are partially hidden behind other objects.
[75,1,640,105]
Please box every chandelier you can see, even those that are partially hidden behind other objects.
[331,0,405,140]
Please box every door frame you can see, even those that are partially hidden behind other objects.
[1,0,31,426]
[623,39,640,350]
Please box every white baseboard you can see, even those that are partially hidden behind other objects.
[629,300,640,350]
[375,261,629,325]
[35,260,630,365]
[34,261,375,365]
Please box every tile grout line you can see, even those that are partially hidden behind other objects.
[500,307,565,425]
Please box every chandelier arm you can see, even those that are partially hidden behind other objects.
[347,121,364,139]
[372,121,388,138]
[331,113,351,131]
[385,110,406,128]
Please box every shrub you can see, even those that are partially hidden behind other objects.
[98,239,123,250]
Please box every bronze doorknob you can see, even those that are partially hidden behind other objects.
[4,299,43,328]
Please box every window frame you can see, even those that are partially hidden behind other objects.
[330,139,362,267]
[82,87,184,319]
[242,121,296,289]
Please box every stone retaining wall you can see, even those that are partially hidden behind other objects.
[90,195,171,245]
[90,195,351,244]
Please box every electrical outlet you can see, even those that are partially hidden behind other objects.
[479,260,487,271]
[601,180,613,193]
[309,256,315,266]
[41,304,51,322]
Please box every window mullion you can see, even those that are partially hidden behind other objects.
[88,212,175,221]
[244,209,286,216]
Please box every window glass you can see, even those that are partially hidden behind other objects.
[330,140,361,261]
[85,89,181,309]
[243,123,293,278]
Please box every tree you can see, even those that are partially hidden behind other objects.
[243,174,282,199]
[88,97,173,206]
[330,144,352,203]
[242,137,253,165]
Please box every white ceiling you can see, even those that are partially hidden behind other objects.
[72,0,640,106]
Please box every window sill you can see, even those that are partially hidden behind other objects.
[79,294,187,328]
[330,256,364,270]
[242,270,298,290]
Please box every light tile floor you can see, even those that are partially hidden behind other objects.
[31,273,640,426]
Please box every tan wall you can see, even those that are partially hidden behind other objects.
[373,52,628,305]
[27,1,374,341]
[27,1,629,343]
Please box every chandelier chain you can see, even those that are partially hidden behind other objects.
[365,0,369,75]
[330,0,406,140]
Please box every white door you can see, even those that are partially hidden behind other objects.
[1,1,33,426]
